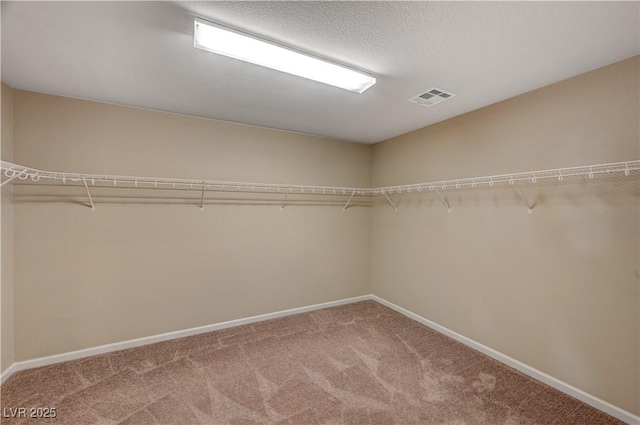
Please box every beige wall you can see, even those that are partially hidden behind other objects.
[371,56,640,415]
[1,83,15,374]
[11,91,372,360]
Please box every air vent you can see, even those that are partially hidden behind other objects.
[409,87,456,107]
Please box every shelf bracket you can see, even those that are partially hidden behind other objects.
[280,189,290,211]
[200,183,205,211]
[82,177,95,212]
[0,174,19,188]
[514,187,533,214]
[1,167,29,188]
[382,191,398,211]
[343,190,356,211]
[434,189,452,212]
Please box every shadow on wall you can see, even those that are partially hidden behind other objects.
[12,183,374,210]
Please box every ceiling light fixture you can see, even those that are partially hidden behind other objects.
[193,18,376,93]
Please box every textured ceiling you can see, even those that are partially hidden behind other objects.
[2,1,639,144]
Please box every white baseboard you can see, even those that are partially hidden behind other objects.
[2,293,638,424]
[371,295,640,425]
[0,363,18,385]
[0,294,370,384]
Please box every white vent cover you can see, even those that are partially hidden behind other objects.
[409,87,456,107]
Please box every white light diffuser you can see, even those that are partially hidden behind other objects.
[194,18,376,93]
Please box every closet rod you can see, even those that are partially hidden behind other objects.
[1,159,638,196]
[374,160,640,194]
[0,161,370,196]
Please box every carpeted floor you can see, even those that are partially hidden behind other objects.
[0,301,625,424]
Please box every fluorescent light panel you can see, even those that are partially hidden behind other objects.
[193,18,376,93]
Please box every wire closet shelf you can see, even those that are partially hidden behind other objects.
[1,159,639,211]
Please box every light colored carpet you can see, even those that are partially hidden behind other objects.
[0,301,625,424]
